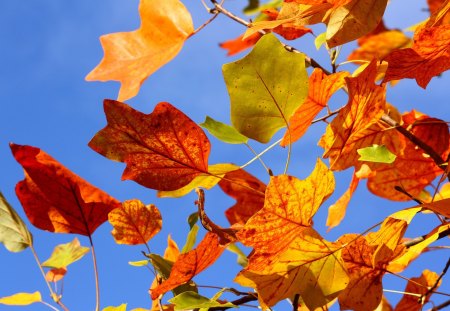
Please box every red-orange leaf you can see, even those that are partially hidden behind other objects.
[89,100,210,191]
[281,69,349,146]
[395,270,440,311]
[86,0,194,101]
[150,232,225,299]
[11,144,119,236]
[220,33,262,56]
[218,169,266,225]
[109,199,162,245]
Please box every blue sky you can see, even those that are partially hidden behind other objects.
[1,1,449,310]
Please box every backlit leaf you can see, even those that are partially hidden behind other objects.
[357,144,397,163]
[223,34,308,143]
[226,243,248,267]
[109,199,161,245]
[200,116,249,144]
[11,144,119,236]
[0,191,32,252]
[102,304,127,311]
[45,267,67,282]
[151,232,225,299]
[86,0,194,101]
[0,292,41,306]
[181,224,199,253]
[42,237,89,269]
[281,69,349,146]
[168,291,236,310]
[89,100,210,191]
[128,260,150,267]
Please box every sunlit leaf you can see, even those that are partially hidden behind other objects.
[181,224,199,253]
[200,116,249,144]
[42,237,90,269]
[226,243,249,267]
[109,199,162,245]
[0,292,41,306]
[86,0,194,101]
[89,100,210,191]
[102,304,127,311]
[128,260,150,267]
[357,144,397,163]
[168,291,236,310]
[314,32,327,49]
[223,33,308,143]
[11,144,119,236]
[45,267,67,283]
[0,191,33,252]
[395,270,440,311]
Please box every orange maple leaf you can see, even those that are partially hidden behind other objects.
[281,68,349,146]
[11,144,119,236]
[109,199,162,245]
[89,100,210,191]
[150,232,225,299]
[218,168,266,225]
[86,0,194,101]
[318,60,389,171]
[395,270,440,311]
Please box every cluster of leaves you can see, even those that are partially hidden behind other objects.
[1,0,450,310]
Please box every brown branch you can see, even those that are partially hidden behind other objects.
[292,294,300,311]
[428,298,450,310]
[422,257,450,301]
[209,0,331,75]
[208,294,259,310]
[403,227,450,248]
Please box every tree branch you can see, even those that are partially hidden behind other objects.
[208,294,259,310]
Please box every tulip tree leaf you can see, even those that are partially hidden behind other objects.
[357,144,397,164]
[200,116,249,144]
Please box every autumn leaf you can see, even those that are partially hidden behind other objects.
[236,228,348,309]
[42,237,90,269]
[281,69,349,146]
[86,0,193,101]
[11,144,119,236]
[218,168,266,225]
[168,291,235,310]
[0,292,42,306]
[45,268,67,283]
[237,159,334,265]
[0,191,33,252]
[220,33,263,56]
[357,144,397,164]
[109,199,162,245]
[89,100,210,191]
[103,305,127,311]
[394,270,440,311]
[319,60,388,171]
[223,33,309,143]
[151,232,225,299]
[200,117,249,145]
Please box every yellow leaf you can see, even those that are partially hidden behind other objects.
[0,292,42,306]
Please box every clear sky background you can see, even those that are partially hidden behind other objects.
[1,1,449,310]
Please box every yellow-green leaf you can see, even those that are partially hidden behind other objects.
[357,144,396,163]
[168,291,236,310]
[0,292,42,306]
[128,260,151,267]
[223,33,308,143]
[42,237,89,269]
[200,116,249,144]
[0,191,33,252]
[314,32,327,50]
[181,224,199,253]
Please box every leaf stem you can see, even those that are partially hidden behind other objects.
[88,236,100,311]
[240,138,282,169]
[244,143,271,175]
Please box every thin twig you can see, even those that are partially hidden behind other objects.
[292,294,300,311]
[422,257,450,300]
[428,298,450,310]
[189,12,220,38]
[40,301,61,311]
[244,142,271,175]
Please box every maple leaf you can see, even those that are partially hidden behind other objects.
[318,60,389,171]
[109,199,162,245]
[394,270,440,311]
[281,69,349,146]
[223,34,309,143]
[11,144,119,236]
[89,100,210,191]
[237,159,334,266]
[86,0,194,101]
[236,228,348,310]
[218,168,266,225]
[151,232,225,299]
[366,111,449,201]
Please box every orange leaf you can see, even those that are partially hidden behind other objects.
[237,159,334,266]
[366,111,449,201]
[150,232,225,299]
[89,100,210,191]
[11,144,119,236]
[109,199,162,245]
[281,69,349,146]
[318,60,388,171]
[85,0,194,101]
[394,270,440,311]
[163,235,180,262]
[326,171,359,230]
[45,268,67,283]
[383,24,450,88]
[218,169,266,225]
[220,33,262,56]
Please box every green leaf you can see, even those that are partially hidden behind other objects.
[181,224,199,253]
[314,32,327,50]
[168,291,236,311]
[187,212,199,229]
[243,0,260,14]
[0,191,33,252]
[357,144,397,164]
[0,292,41,306]
[128,259,150,267]
[42,237,90,269]
[226,243,248,267]
[223,33,308,143]
[244,0,283,15]
[102,304,127,311]
[200,116,249,144]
